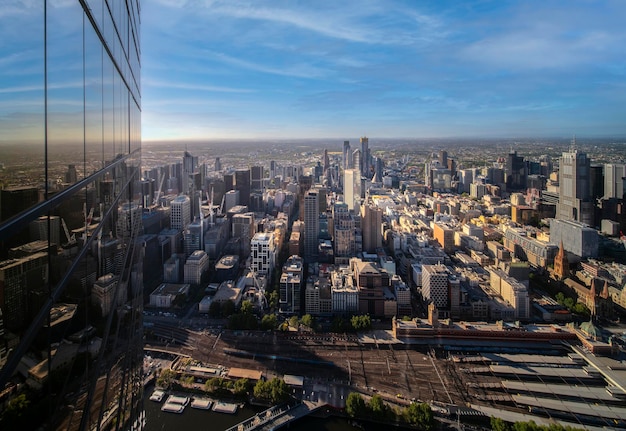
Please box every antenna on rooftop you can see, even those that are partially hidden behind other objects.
[570,134,576,152]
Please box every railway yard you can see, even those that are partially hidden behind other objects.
[145,318,626,429]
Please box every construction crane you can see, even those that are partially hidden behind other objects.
[153,173,165,206]
[61,218,76,245]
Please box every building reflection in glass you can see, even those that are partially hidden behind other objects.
[0,2,143,430]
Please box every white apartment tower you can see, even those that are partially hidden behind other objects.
[250,232,276,279]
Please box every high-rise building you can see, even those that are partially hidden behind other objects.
[235,169,251,207]
[343,168,361,211]
[557,147,593,225]
[333,203,356,264]
[361,202,382,253]
[250,232,276,279]
[604,163,626,199]
[304,190,320,262]
[343,141,351,169]
[0,2,142,429]
[506,150,527,191]
[250,165,264,191]
[171,195,192,231]
[280,256,303,313]
[360,136,370,177]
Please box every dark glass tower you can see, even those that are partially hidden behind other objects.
[0,2,142,430]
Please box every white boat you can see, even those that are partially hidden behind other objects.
[149,390,165,402]
[212,401,238,414]
[165,395,190,406]
[161,402,185,413]
[190,398,213,410]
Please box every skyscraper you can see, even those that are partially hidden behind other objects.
[0,3,142,429]
[604,163,626,199]
[343,169,361,211]
[360,136,370,177]
[557,147,594,225]
[343,140,351,169]
[304,190,320,262]
[506,150,527,191]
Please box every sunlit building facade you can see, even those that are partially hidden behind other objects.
[0,2,142,430]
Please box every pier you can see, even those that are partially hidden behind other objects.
[225,401,323,431]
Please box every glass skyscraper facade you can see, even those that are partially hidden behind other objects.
[0,2,142,430]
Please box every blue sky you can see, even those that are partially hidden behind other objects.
[142,0,626,141]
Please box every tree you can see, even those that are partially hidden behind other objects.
[368,394,390,419]
[2,393,30,422]
[254,378,290,404]
[345,392,366,417]
[289,315,299,329]
[267,290,279,309]
[331,317,347,332]
[222,300,236,317]
[491,416,512,431]
[261,313,278,330]
[241,299,254,314]
[156,369,176,389]
[178,374,194,387]
[233,378,250,396]
[350,314,371,331]
[300,314,314,328]
[403,403,434,430]
[208,300,221,318]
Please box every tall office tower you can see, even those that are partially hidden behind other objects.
[223,190,240,213]
[182,150,198,195]
[184,219,204,257]
[323,149,330,173]
[506,150,527,191]
[343,141,351,169]
[361,202,383,253]
[421,264,459,316]
[360,136,370,177]
[557,148,594,225]
[270,160,276,182]
[0,2,142,430]
[352,149,361,177]
[374,157,384,183]
[65,164,79,184]
[438,150,448,168]
[235,169,251,207]
[232,212,255,257]
[30,215,62,248]
[590,164,605,199]
[343,169,361,211]
[304,190,320,262]
[223,173,235,192]
[117,203,142,240]
[215,157,222,172]
[333,203,356,264]
[604,163,626,199]
[171,195,192,231]
[250,165,264,191]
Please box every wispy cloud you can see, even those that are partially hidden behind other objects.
[203,49,330,79]
[142,78,255,93]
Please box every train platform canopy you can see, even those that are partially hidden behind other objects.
[283,375,304,387]
[226,367,263,381]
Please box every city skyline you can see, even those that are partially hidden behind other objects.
[142,0,626,141]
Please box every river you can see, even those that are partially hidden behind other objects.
[143,388,361,431]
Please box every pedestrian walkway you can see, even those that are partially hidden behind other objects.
[225,401,323,431]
